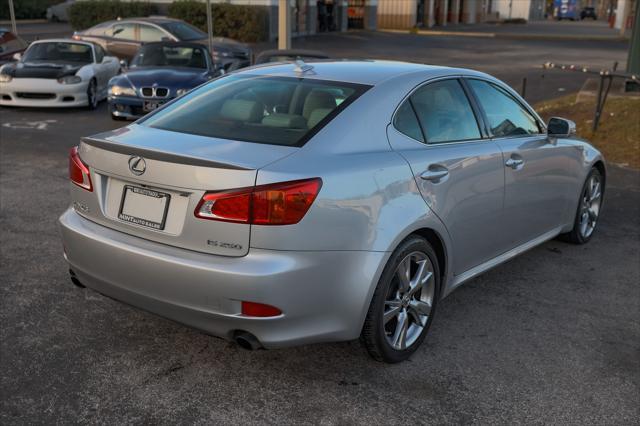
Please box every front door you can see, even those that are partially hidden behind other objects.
[465,78,572,249]
[387,78,505,275]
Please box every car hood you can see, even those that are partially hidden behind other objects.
[1,61,84,79]
[120,67,209,89]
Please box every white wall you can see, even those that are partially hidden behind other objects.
[491,0,531,20]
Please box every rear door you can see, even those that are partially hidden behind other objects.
[387,78,506,275]
[465,78,573,249]
[105,22,139,60]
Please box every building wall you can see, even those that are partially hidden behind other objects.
[377,0,417,29]
[490,0,532,20]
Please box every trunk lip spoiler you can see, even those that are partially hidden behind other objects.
[80,137,252,170]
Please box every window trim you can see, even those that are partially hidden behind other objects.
[463,77,547,140]
[391,76,487,146]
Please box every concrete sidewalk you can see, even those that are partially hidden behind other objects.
[392,20,628,42]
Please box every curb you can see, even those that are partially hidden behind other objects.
[381,28,628,42]
[0,19,49,25]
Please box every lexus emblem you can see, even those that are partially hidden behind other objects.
[128,156,146,176]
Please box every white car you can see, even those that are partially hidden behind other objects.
[0,39,120,108]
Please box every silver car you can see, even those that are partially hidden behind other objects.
[59,61,605,363]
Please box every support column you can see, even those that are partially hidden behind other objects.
[437,0,448,26]
[278,0,291,49]
[364,0,378,29]
[461,0,477,23]
[425,0,436,27]
[449,0,461,24]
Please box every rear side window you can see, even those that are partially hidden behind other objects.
[110,23,136,40]
[394,101,424,142]
[410,79,481,144]
[142,75,370,147]
[467,79,541,137]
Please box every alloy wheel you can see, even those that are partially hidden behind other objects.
[383,251,435,350]
[579,173,602,239]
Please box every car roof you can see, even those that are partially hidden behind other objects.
[100,16,183,26]
[29,38,94,47]
[238,60,487,86]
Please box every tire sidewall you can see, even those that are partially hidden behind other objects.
[572,168,603,244]
[87,79,98,110]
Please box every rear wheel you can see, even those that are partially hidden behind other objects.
[361,236,440,363]
[86,79,98,110]
[560,168,603,244]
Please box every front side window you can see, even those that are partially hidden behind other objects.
[131,45,207,68]
[142,75,370,147]
[160,22,206,41]
[467,79,541,138]
[23,42,93,64]
[139,24,167,42]
[110,23,136,40]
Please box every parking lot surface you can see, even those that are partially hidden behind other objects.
[1,30,639,424]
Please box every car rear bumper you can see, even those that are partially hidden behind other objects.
[0,78,89,107]
[59,208,386,348]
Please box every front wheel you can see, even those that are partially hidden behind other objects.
[361,236,440,363]
[560,168,603,244]
[86,79,98,110]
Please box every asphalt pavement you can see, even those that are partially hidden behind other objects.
[1,29,639,424]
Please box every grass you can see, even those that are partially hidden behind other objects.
[534,94,640,169]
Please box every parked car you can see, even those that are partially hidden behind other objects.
[47,0,75,22]
[60,61,606,362]
[108,42,223,120]
[73,17,251,71]
[0,28,28,65]
[0,39,120,108]
[580,7,598,20]
[255,49,329,65]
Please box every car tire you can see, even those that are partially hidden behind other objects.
[86,79,98,110]
[361,235,440,363]
[111,113,126,121]
[560,167,604,245]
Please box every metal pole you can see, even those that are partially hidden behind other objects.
[8,0,17,35]
[206,0,214,57]
[593,74,605,132]
[628,0,640,74]
[278,0,291,50]
[521,77,527,99]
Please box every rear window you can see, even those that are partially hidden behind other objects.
[141,75,370,147]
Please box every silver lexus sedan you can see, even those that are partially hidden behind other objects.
[60,61,605,363]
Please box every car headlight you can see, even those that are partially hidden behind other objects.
[109,85,136,97]
[176,88,189,97]
[0,73,12,83]
[58,75,82,84]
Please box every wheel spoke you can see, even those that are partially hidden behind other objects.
[396,257,411,293]
[392,311,409,350]
[409,300,432,317]
[383,301,402,325]
[590,181,601,201]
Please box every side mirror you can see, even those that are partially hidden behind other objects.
[119,59,128,69]
[12,52,22,61]
[547,117,576,138]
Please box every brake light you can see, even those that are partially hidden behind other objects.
[241,301,282,317]
[195,178,322,225]
[69,146,92,191]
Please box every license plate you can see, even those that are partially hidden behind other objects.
[143,100,164,112]
[118,185,171,230]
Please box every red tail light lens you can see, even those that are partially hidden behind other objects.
[69,146,92,191]
[241,301,282,317]
[195,178,322,225]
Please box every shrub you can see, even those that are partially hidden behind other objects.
[0,0,60,20]
[68,0,157,30]
[168,0,269,43]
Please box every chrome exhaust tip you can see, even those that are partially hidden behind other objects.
[234,331,262,351]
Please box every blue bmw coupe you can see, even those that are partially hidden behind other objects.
[108,42,223,120]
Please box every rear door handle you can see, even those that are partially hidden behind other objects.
[505,157,524,169]
[420,166,449,182]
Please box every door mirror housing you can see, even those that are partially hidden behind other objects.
[119,59,128,69]
[547,117,576,137]
[12,52,22,61]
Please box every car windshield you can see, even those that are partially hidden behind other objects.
[131,45,208,69]
[160,21,206,41]
[142,75,370,146]
[22,42,92,63]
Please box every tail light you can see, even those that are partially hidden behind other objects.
[195,178,322,225]
[241,301,282,317]
[69,146,92,191]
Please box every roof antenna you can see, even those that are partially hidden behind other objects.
[293,59,313,74]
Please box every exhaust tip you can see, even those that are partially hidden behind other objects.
[234,331,262,351]
[69,269,85,288]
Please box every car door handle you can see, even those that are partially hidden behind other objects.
[505,157,524,170]
[420,167,449,182]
